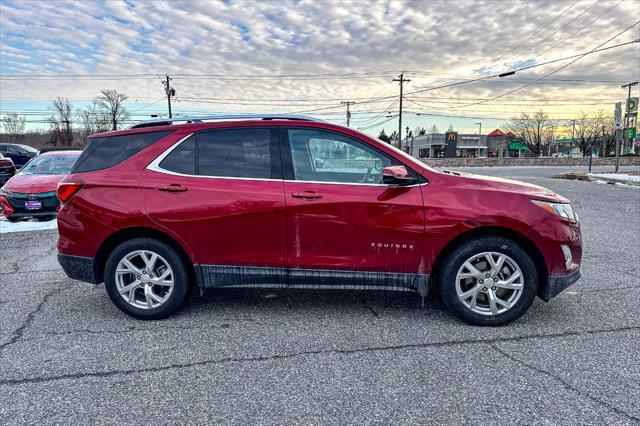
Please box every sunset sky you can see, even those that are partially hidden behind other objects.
[1,0,639,137]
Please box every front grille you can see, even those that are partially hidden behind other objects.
[8,191,57,200]
[6,191,59,211]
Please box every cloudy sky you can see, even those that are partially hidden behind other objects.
[0,0,639,136]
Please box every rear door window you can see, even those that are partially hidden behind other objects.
[196,128,277,179]
[159,136,196,175]
[72,130,173,173]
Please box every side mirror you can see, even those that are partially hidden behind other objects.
[382,165,417,186]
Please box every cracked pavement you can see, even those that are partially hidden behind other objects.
[1,166,639,424]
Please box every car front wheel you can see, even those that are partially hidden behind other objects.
[104,238,190,320]
[439,236,538,326]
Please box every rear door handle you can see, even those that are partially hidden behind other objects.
[157,184,188,193]
[291,191,323,200]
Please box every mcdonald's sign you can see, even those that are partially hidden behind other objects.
[445,132,458,157]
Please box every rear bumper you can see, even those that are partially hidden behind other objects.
[539,268,581,301]
[58,253,98,284]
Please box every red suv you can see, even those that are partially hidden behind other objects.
[57,115,581,325]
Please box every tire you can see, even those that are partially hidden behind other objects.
[6,217,20,223]
[439,236,538,326]
[104,238,190,320]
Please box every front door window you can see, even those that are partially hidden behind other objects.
[288,129,393,184]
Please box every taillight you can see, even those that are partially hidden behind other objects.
[0,160,11,167]
[57,182,82,203]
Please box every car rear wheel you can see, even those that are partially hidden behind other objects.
[439,236,538,326]
[104,238,189,320]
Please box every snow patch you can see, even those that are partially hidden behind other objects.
[615,182,640,189]
[0,217,58,233]
[588,173,640,183]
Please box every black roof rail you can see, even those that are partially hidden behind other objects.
[127,114,324,129]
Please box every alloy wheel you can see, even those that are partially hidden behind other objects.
[455,251,524,316]
[115,250,174,310]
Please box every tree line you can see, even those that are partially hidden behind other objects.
[1,89,129,149]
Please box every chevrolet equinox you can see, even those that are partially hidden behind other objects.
[57,115,582,325]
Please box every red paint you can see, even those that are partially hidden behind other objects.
[57,121,581,283]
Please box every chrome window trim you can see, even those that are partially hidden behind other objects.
[147,132,426,187]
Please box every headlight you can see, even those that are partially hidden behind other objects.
[531,200,577,222]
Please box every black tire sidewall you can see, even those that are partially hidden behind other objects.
[104,238,189,320]
[440,236,538,326]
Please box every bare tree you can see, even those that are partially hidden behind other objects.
[76,104,110,145]
[593,110,617,157]
[506,111,555,156]
[428,124,439,135]
[48,97,74,147]
[573,111,606,157]
[1,113,26,143]
[94,89,129,130]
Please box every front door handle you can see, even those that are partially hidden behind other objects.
[291,191,323,200]
[157,184,188,193]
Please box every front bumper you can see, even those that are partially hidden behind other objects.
[58,253,98,284]
[2,191,59,219]
[539,268,581,301]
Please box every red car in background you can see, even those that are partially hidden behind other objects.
[56,115,582,325]
[0,153,16,185]
[0,150,81,222]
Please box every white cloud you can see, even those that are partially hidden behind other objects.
[0,0,638,133]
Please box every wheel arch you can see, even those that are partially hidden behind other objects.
[93,226,195,285]
[429,226,548,292]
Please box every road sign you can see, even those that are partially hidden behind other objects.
[623,127,636,139]
[615,102,622,129]
[628,97,638,115]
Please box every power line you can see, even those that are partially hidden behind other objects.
[457,20,640,108]
[512,0,601,60]
[538,0,626,56]
[491,0,580,63]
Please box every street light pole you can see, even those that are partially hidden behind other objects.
[475,122,482,157]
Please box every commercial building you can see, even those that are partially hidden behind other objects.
[395,128,534,159]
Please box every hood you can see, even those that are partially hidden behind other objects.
[441,170,568,202]
[2,173,66,194]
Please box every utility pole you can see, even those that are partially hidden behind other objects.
[475,122,482,157]
[393,73,410,149]
[341,101,355,127]
[162,74,174,118]
[601,125,606,158]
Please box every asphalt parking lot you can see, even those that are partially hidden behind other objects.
[1,166,639,424]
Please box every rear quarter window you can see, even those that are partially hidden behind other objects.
[72,130,173,173]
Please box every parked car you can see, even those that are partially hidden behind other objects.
[0,150,81,222]
[0,143,39,169]
[0,153,16,185]
[56,115,581,325]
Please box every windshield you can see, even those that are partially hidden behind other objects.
[16,144,39,153]
[19,155,79,175]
